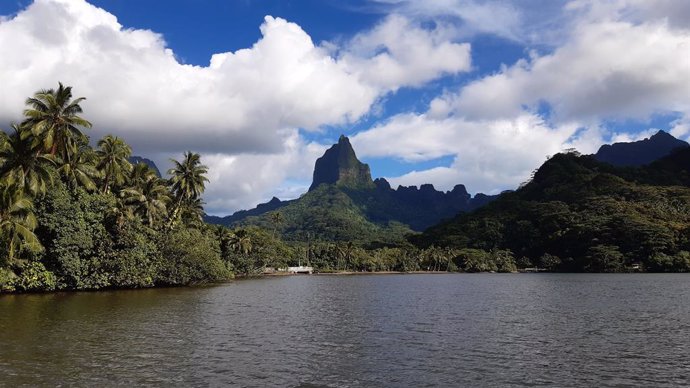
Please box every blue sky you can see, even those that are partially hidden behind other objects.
[1,0,689,215]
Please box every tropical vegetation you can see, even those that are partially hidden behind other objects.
[0,83,232,292]
[414,150,690,272]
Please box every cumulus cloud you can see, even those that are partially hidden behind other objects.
[339,14,471,90]
[456,17,690,123]
[352,112,586,194]
[368,0,571,44]
[202,130,327,215]
[352,0,690,195]
[3,0,686,213]
[0,1,378,154]
[0,0,473,213]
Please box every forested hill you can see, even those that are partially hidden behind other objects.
[206,135,496,243]
[414,148,690,272]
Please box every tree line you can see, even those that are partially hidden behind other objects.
[0,83,240,291]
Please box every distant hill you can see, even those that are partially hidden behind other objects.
[205,196,290,226]
[206,135,496,244]
[129,156,161,177]
[414,148,690,272]
[593,130,688,166]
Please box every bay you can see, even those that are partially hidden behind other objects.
[1,274,689,387]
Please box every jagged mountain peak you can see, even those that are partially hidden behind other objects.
[308,135,375,191]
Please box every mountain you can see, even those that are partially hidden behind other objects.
[414,148,690,272]
[205,196,289,226]
[310,135,375,191]
[206,135,496,243]
[593,130,689,167]
[129,156,161,177]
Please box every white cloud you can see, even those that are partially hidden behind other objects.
[352,112,586,194]
[0,0,473,213]
[368,0,571,44]
[456,3,690,123]
[202,130,326,215]
[0,1,379,154]
[339,14,471,91]
[352,0,690,196]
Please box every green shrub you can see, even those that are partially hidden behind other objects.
[13,261,56,292]
[155,227,230,285]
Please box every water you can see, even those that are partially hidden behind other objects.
[1,274,689,387]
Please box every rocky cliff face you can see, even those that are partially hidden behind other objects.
[309,135,375,191]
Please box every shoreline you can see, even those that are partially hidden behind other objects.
[261,270,458,277]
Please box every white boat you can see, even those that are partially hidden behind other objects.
[287,266,313,274]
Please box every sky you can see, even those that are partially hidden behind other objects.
[0,0,689,215]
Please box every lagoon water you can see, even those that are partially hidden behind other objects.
[1,274,689,387]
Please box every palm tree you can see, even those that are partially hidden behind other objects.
[96,135,132,194]
[167,152,209,228]
[179,197,206,226]
[0,186,42,264]
[229,229,253,255]
[22,82,92,160]
[57,143,99,192]
[0,125,55,197]
[121,175,170,228]
[129,162,157,188]
[269,211,284,239]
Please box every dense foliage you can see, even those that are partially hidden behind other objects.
[0,83,233,292]
[415,150,690,272]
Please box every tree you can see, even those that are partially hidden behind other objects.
[0,187,42,264]
[121,175,170,228]
[229,229,253,255]
[96,135,132,194]
[57,143,99,192]
[167,152,209,228]
[179,197,205,226]
[269,211,284,238]
[22,82,92,159]
[129,162,156,188]
[0,125,54,197]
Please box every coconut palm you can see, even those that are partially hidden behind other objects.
[57,143,99,192]
[269,211,284,238]
[129,162,157,188]
[22,82,92,160]
[96,135,132,194]
[121,175,170,228]
[179,197,206,226]
[0,186,42,263]
[167,152,209,228]
[229,229,253,255]
[0,125,55,197]
[168,152,209,202]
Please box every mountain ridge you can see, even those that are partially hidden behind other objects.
[593,130,689,167]
[205,135,497,240]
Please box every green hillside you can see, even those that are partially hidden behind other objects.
[236,184,413,246]
[414,149,690,272]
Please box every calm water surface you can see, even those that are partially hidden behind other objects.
[1,274,689,387]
